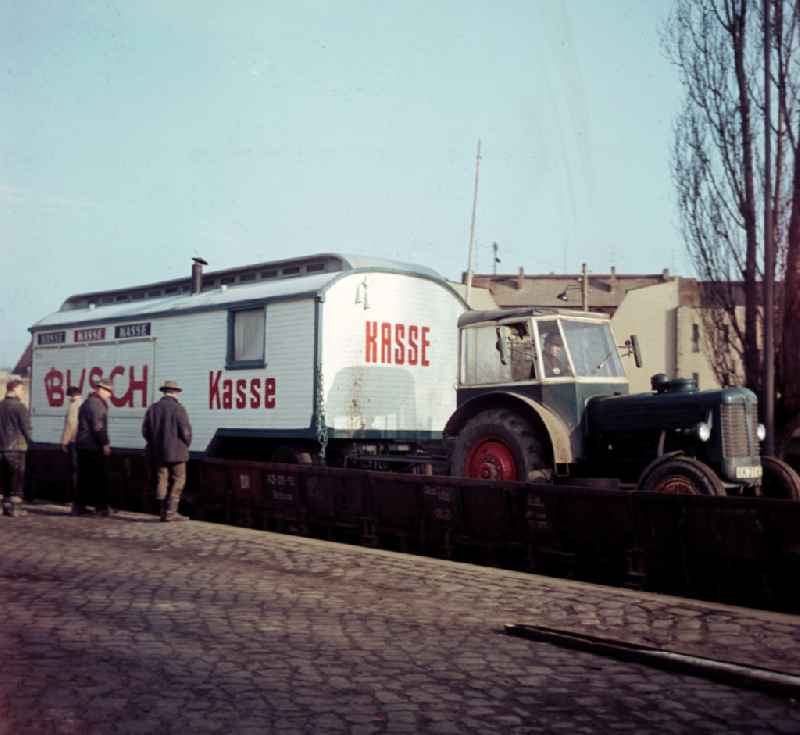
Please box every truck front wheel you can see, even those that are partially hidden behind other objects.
[638,456,723,496]
[451,409,550,482]
[759,457,800,500]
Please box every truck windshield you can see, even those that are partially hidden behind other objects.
[560,320,625,378]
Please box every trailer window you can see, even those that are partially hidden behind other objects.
[227,307,266,368]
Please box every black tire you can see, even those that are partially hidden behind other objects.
[270,446,314,465]
[450,409,550,482]
[760,456,800,500]
[638,456,724,496]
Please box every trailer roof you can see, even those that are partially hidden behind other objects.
[31,262,458,331]
[57,253,442,312]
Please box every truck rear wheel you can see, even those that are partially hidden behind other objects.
[638,456,723,496]
[759,457,800,500]
[451,409,550,482]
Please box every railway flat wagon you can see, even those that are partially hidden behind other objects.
[29,254,467,465]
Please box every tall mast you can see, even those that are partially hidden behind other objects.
[465,139,482,307]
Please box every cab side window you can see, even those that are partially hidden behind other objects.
[506,322,536,381]
[461,325,509,385]
[460,322,536,385]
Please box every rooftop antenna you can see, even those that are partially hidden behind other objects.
[465,139,482,307]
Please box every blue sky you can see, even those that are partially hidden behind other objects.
[1,1,683,368]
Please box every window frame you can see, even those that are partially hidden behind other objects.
[226,305,267,370]
[459,317,538,386]
[534,319,576,380]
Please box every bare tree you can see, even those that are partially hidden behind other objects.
[665,0,800,451]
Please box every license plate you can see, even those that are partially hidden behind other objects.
[736,465,763,479]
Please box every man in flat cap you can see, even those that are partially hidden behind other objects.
[142,380,192,522]
[74,378,114,517]
[0,379,32,518]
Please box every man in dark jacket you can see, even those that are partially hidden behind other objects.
[0,379,32,517]
[142,380,192,522]
[74,379,114,517]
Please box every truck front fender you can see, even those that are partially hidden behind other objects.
[445,391,574,465]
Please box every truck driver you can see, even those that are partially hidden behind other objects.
[543,332,571,378]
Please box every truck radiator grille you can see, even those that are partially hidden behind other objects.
[720,403,756,457]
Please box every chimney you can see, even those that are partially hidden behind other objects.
[517,266,524,290]
[192,257,207,295]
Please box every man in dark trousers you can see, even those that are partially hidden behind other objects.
[142,380,192,522]
[60,386,83,502]
[74,379,114,517]
[0,379,32,518]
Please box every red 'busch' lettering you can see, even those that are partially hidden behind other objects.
[44,367,65,406]
[365,321,430,366]
[67,369,87,393]
[42,365,148,408]
[109,366,148,408]
[209,371,276,410]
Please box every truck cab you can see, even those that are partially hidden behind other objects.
[450,308,629,475]
[446,308,796,498]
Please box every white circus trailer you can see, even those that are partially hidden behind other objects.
[29,254,467,465]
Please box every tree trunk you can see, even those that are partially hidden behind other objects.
[731,2,761,394]
[780,137,800,451]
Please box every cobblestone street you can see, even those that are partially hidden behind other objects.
[1,504,799,734]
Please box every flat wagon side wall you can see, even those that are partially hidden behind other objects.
[320,272,464,437]
[30,299,316,452]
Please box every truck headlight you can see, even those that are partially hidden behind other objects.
[695,422,711,442]
[756,423,766,441]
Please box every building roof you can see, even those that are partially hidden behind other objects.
[469,269,777,314]
[12,341,32,377]
[469,268,675,315]
[680,279,770,308]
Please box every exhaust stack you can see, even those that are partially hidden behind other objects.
[191,257,207,295]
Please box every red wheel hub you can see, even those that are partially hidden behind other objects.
[654,474,699,495]
[466,439,518,481]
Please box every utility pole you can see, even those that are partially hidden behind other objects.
[763,0,775,455]
[492,241,500,275]
[465,139,482,307]
[581,262,589,311]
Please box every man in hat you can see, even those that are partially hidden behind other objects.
[543,332,571,378]
[60,386,83,501]
[0,379,32,518]
[74,378,114,517]
[142,380,192,522]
